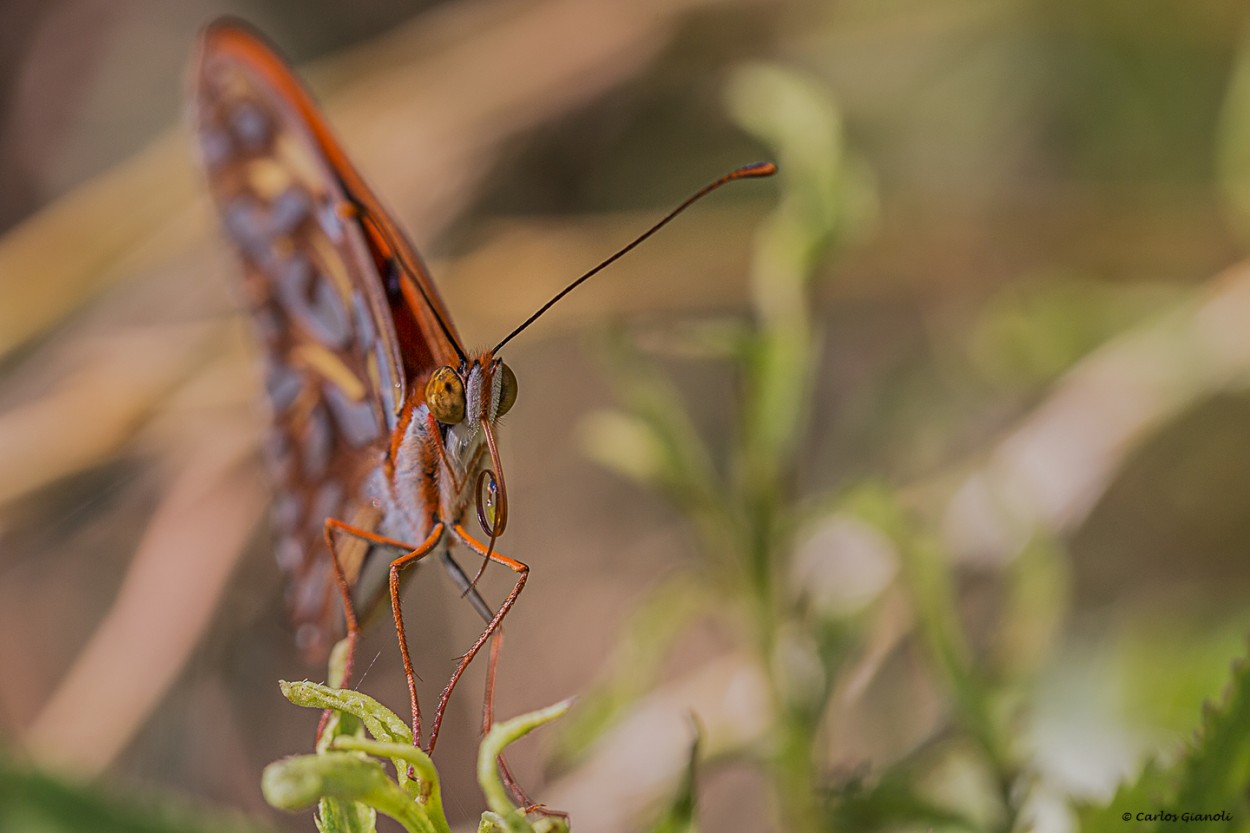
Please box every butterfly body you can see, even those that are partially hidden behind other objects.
[195,19,515,662]
[195,15,773,786]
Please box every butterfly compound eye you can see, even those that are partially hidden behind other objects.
[426,366,466,424]
[497,363,518,417]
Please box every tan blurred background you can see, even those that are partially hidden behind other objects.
[4,1,1250,832]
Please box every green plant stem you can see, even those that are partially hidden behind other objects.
[330,738,448,831]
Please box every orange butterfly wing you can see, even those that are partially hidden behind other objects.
[194,19,463,655]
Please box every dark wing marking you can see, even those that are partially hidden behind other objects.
[196,22,408,657]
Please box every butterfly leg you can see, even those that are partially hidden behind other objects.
[424,523,529,754]
[445,526,568,821]
[318,519,426,740]
[388,522,448,748]
[435,553,542,811]
[314,518,363,741]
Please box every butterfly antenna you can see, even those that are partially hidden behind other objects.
[492,162,777,354]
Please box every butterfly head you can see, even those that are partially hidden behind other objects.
[424,354,518,541]
[424,358,517,427]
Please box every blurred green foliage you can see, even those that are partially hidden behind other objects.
[967,278,1185,388]
[568,45,1250,832]
[0,753,273,833]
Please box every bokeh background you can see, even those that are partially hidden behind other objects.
[4,1,1250,832]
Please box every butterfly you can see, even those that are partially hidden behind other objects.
[192,16,774,765]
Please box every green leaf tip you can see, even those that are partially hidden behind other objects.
[279,680,413,746]
[647,723,700,833]
[478,699,574,824]
[1077,641,1250,833]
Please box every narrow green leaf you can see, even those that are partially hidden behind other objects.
[478,700,573,832]
[280,681,412,746]
[647,725,700,833]
[279,680,416,786]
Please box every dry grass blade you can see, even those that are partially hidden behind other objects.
[942,259,1250,564]
[0,144,202,362]
[23,419,264,774]
[0,322,222,507]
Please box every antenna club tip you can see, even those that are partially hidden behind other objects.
[735,161,778,178]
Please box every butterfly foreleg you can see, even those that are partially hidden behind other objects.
[440,525,563,820]
[387,522,447,749]
[423,523,528,757]
[318,518,424,740]
[434,551,533,806]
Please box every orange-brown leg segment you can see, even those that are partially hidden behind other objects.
[317,517,421,740]
[388,522,447,748]
[439,558,537,812]
[452,530,565,821]
[423,523,529,755]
